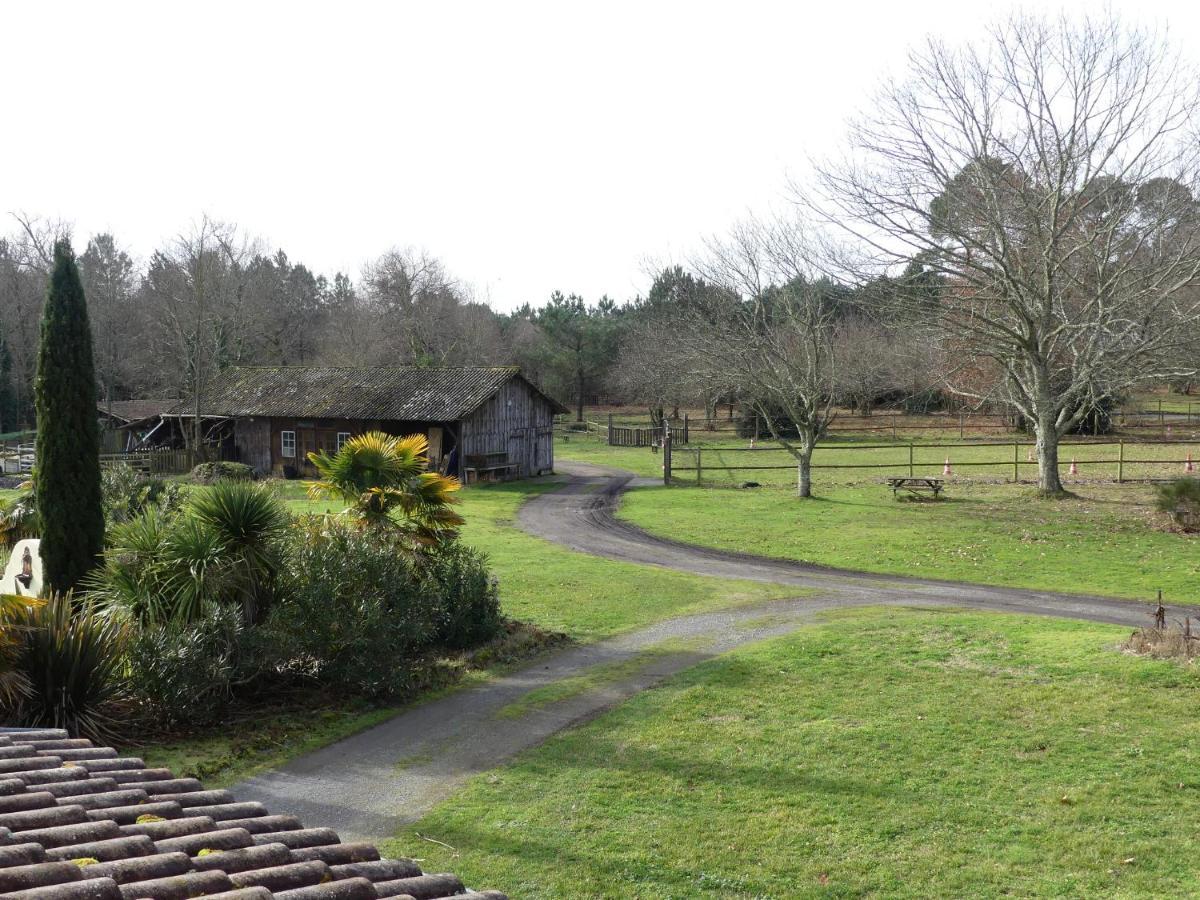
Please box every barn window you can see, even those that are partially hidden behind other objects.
[281,430,296,458]
[337,432,351,451]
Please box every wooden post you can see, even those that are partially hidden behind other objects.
[696,447,702,484]
[1160,399,1165,435]
[1013,441,1018,482]
[908,443,914,477]
[754,414,761,442]
[959,413,964,439]
[683,413,689,444]
[892,414,898,441]
[663,426,672,485]
[1117,440,1124,483]
[607,413,614,446]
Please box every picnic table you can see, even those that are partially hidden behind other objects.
[887,476,945,499]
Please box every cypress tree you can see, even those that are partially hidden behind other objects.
[34,240,104,594]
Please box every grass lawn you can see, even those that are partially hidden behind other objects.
[617,480,1199,606]
[554,435,1200,605]
[390,607,1200,898]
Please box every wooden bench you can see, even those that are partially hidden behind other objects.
[464,453,520,484]
[887,476,944,499]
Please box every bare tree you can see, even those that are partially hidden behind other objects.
[814,14,1200,493]
[685,215,838,497]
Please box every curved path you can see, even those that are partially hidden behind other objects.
[237,463,1167,842]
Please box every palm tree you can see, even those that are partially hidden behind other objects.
[306,431,464,545]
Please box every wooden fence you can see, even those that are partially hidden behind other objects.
[100,448,204,476]
[663,438,1200,486]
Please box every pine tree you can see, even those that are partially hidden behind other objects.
[34,240,104,593]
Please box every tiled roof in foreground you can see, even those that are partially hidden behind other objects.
[0,728,505,900]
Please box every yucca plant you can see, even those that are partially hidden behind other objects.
[186,481,289,625]
[0,593,42,706]
[306,431,464,546]
[87,508,228,627]
[10,594,130,742]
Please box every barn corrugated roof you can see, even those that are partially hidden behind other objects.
[0,726,507,900]
[179,366,564,421]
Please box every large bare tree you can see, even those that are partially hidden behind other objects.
[814,14,1200,493]
[685,215,839,497]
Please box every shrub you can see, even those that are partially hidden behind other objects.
[1154,478,1200,531]
[6,595,130,742]
[102,464,184,526]
[124,606,250,728]
[267,517,443,696]
[429,544,502,650]
[190,461,254,484]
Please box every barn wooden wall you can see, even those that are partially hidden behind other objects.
[461,377,557,477]
[234,418,273,474]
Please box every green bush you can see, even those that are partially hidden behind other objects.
[102,463,184,526]
[6,595,130,743]
[124,606,251,728]
[190,461,254,484]
[1155,477,1200,530]
[266,517,441,696]
[430,544,502,649]
[0,488,38,547]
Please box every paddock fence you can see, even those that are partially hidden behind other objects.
[661,438,1200,486]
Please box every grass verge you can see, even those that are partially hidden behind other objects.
[611,479,1198,606]
[389,607,1200,898]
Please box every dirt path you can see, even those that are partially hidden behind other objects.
[236,463,1166,842]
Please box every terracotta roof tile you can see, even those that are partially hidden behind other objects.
[0,729,506,899]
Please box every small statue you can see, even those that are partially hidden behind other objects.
[15,546,33,592]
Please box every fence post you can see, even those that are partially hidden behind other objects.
[663,426,672,485]
[683,413,689,444]
[959,413,964,439]
[892,414,898,441]
[1013,441,1018,482]
[607,413,614,446]
[696,447,702,484]
[908,443,914,477]
[1118,440,1124,483]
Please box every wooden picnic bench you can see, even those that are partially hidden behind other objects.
[464,452,520,484]
[887,476,945,499]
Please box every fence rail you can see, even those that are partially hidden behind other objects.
[665,438,1200,485]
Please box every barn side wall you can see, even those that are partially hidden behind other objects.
[461,378,557,477]
[234,418,273,475]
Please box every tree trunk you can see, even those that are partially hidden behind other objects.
[1035,422,1064,494]
[575,364,584,423]
[797,449,813,498]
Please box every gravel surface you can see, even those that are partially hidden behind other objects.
[236,462,1166,841]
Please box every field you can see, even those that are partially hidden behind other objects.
[554,431,1200,606]
[391,608,1200,898]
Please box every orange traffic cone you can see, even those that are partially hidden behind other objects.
[943,458,952,476]
[1186,453,1195,474]
[750,437,757,449]
[1026,447,1034,463]
[1069,458,1078,475]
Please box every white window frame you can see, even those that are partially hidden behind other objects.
[336,432,351,451]
[281,430,296,458]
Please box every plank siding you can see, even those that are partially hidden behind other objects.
[461,377,557,477]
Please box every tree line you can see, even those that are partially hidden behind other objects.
[5,14,1200,499]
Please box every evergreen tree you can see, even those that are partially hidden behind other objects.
[34,240,104,593]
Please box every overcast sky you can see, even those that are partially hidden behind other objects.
[2,0,1195,310]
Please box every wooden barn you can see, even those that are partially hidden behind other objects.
[183,365,566,481]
